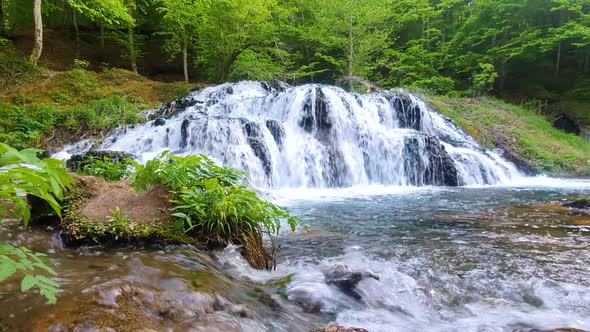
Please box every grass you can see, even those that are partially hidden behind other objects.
[0,42,197,149]
[420,94,590,176]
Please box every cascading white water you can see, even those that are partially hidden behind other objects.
[60,81,522,188]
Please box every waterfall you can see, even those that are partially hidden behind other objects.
[61,81,522,188]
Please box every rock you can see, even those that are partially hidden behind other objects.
[265,119,285,149]
[403,134,459,186]
[323,264,379,301]
[392,93,422,131]
[310,324,369,332]
[299,87,332,141]
[562,198,590,210]
[66,150,134,172]
[243,121,272,178]
[180,119,191,148]
[153,118,166,126]
[513,329,589,332]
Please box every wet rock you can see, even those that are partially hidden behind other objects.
[323,264,379,301]
[265,119,285,149]
[153,118,166,126]
[299,87,332,140]
[180,119,191,148]
[310,324,369,332]
[392,93,422,131]
[243,122,273,178]
[403,134,459,186]
[562,198,590,210]
[66,150,134,172]
[261,80,289,93]
[514,329,589,332]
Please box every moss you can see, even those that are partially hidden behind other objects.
[420,93,590,176]
[60,180,198,246]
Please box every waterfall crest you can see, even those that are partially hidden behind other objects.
[69,81,521,188]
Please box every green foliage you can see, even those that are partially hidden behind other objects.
[72,58,91,70]
[131,152,302,244]
[78,156,134,182]
[56,95,142,133]
[0,244,60,304]
[0,104,55,149]
[0,39,37,89]
[0,143,74,226]
[471,63,499,96]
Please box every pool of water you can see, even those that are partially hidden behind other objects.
[1,180,590,331]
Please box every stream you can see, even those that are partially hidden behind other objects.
[1,179,590,331]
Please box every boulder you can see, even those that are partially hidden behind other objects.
[562,198,590,210]
[310,325,369,332]
[323,264,379,300]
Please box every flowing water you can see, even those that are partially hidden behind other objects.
[4,82,590,331]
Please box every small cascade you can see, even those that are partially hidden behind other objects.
[60,81,521,188]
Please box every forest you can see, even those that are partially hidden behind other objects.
[2,0,589,98]
[1,1,590,331]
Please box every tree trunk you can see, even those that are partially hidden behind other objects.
[30,0,43,65]
[348,0,353,91]
[72,8,80,58]
[182,35,188,82]
[585,52,589,74]
[498,58,507,91]
[555,41,561,76]
[127,1,137,73]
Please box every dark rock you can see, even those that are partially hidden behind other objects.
[513,328,589,332]
[299,88,332,141]
[392,93,422,131]
[403,135,459,186]
[180,119,190,149]
[310,325,369,332]
[553,113,581,135]
[261,80,289,93]
[563,199,590,210]
[265,119,285,149]
[323,264,379,301]
[243,122,272,178]
[153,118,166,126]
[66,150,134,172]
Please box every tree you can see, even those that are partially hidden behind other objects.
[30,0,43,65]
[157,0,202,82]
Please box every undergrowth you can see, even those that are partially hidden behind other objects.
[422,94,590,175]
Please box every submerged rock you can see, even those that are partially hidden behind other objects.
[310,325,369,332]
[562,198,590,210]
[323,264,379,301]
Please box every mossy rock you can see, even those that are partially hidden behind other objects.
[60,175,197,246]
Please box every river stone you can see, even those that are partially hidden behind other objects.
[153,117,166,126]
[323,264,379,301]
[310,325,369,332]
[66,150,135,172]
[562,199,590,210]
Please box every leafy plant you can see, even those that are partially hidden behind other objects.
[471,63,499,97]
[0,143,74,226]
[72,58,91,70]
[0,244,60,304]
[0,144,72,304]
[131,152,302,253]
[78,155,134,182]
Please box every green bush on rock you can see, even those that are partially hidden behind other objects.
[131,152,303,269]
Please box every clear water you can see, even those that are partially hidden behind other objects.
[2,182,590,331]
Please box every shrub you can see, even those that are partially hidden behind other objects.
[471,63,499,96]
[131,152,303,269]
[78,156,134,182]
[56,96,142,133]
[0,103,56,149]
[0,143,73,304]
